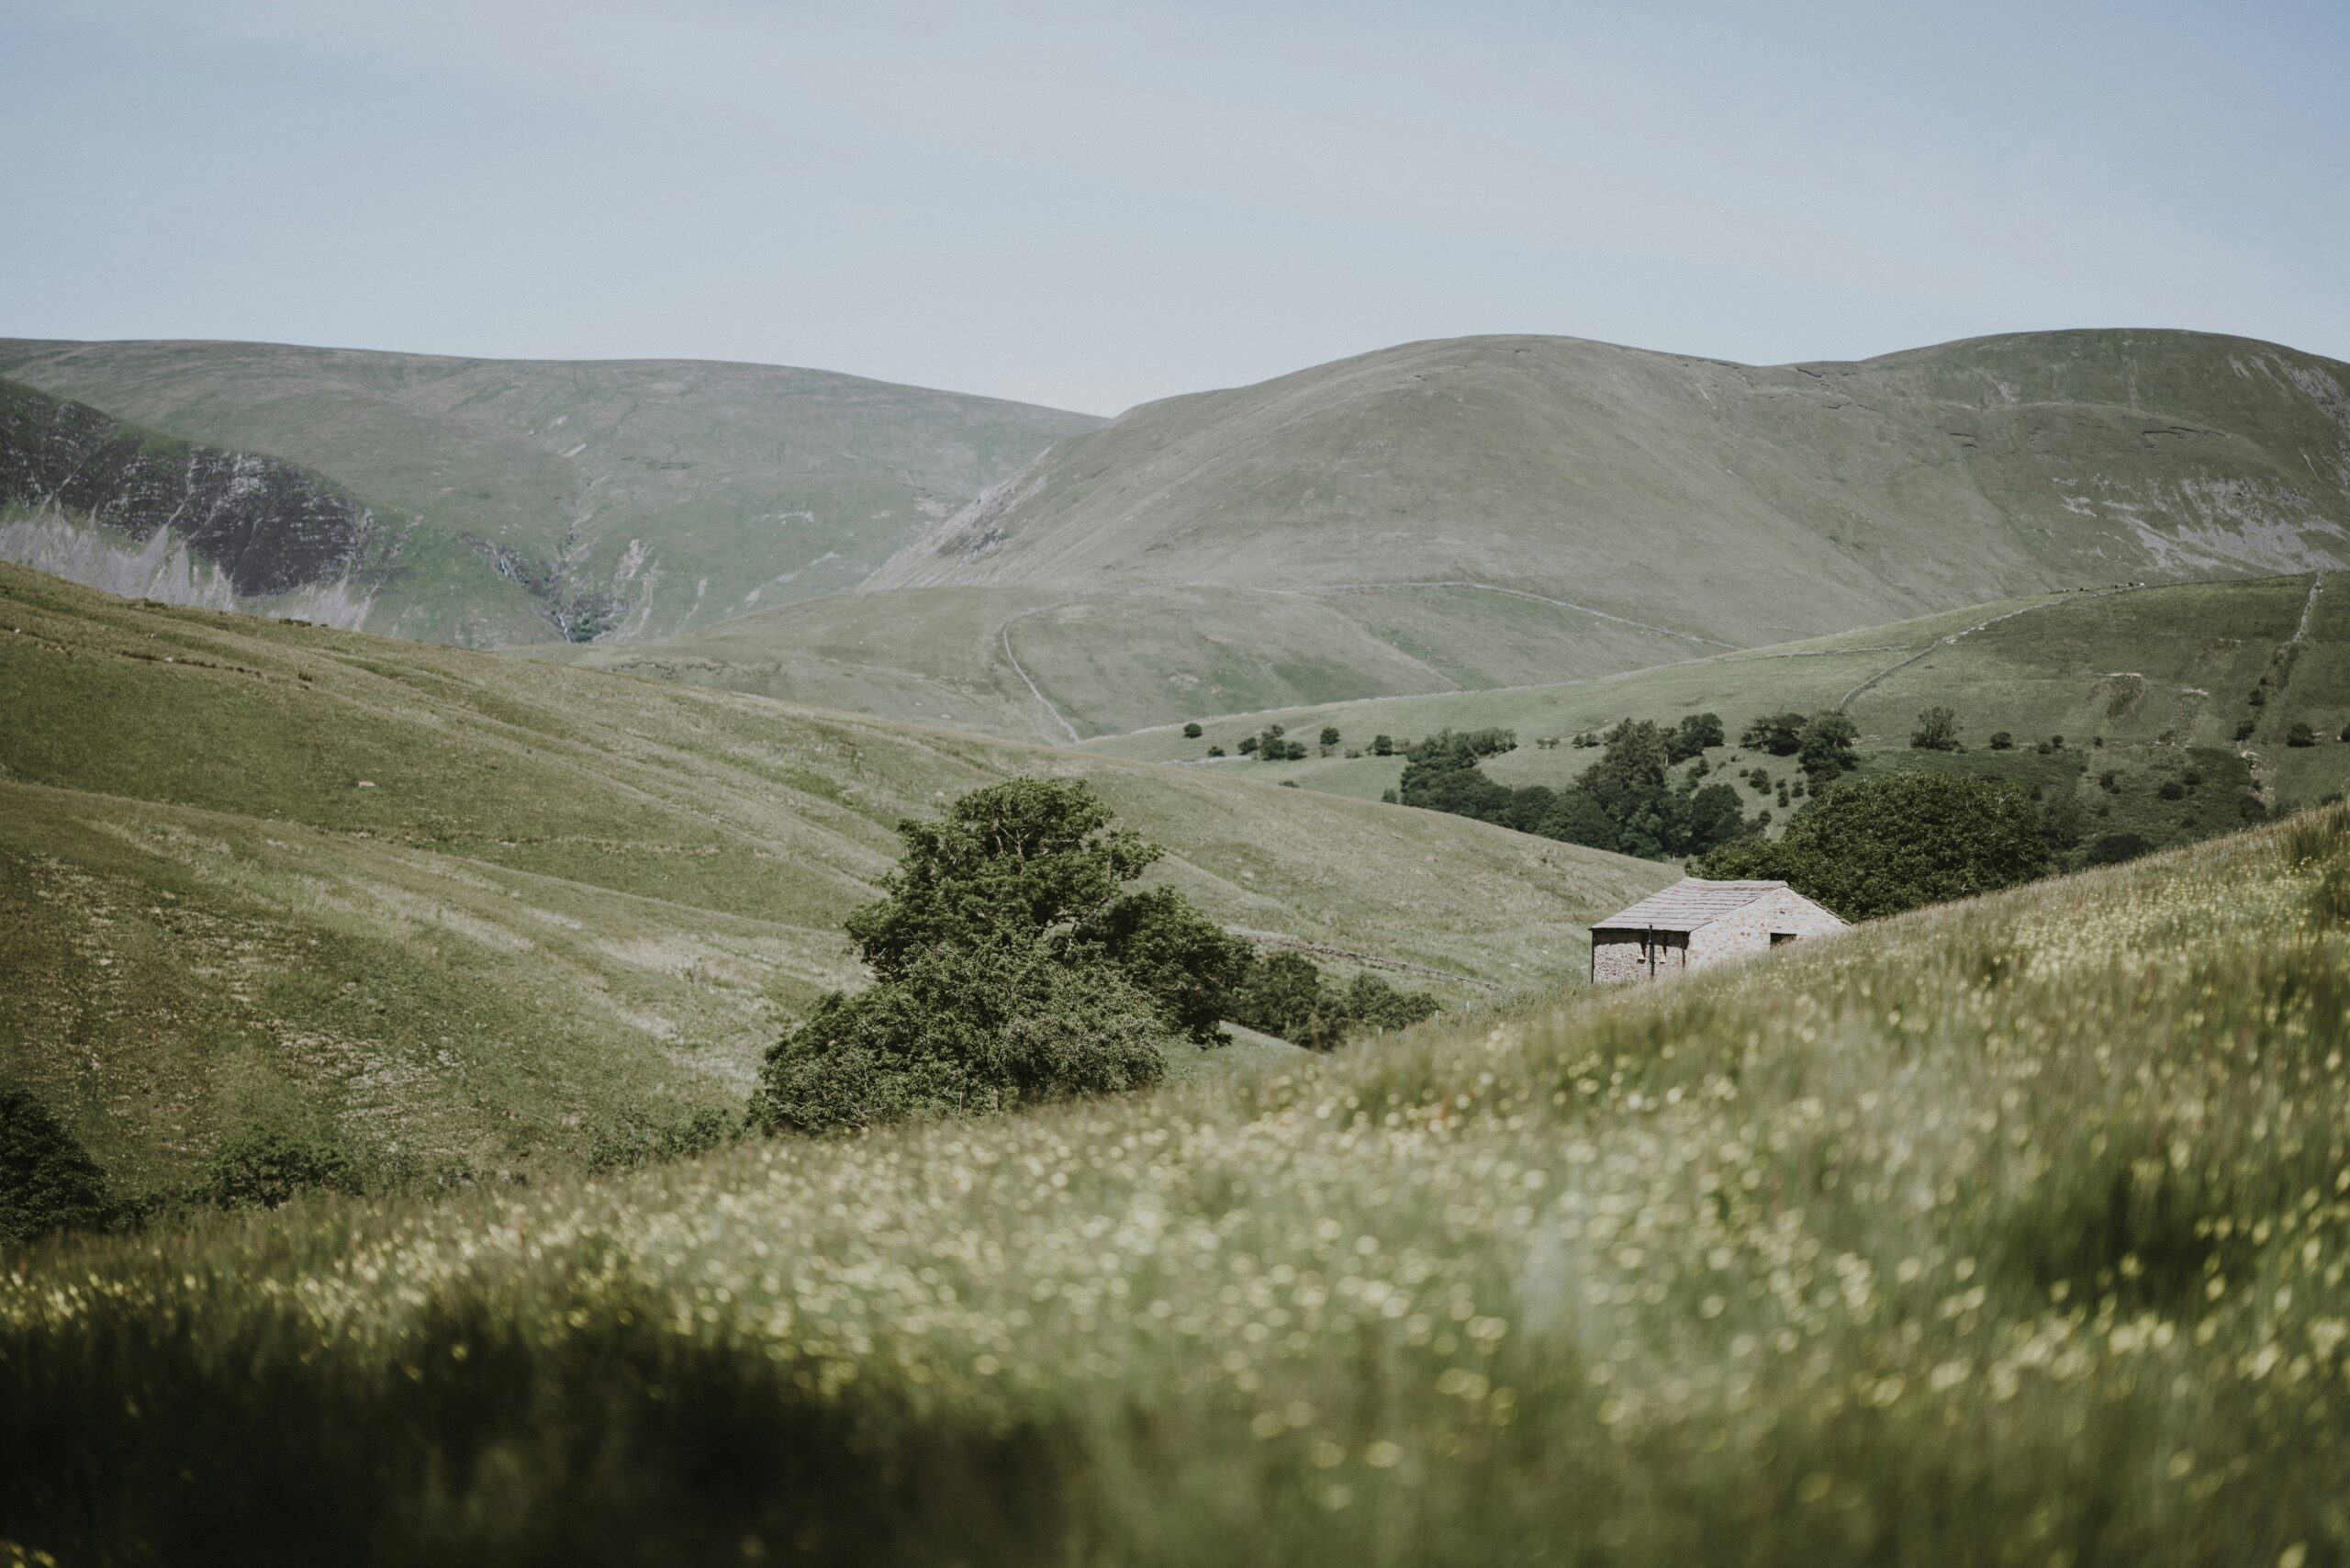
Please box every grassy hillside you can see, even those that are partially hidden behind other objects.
[0,338,1101,645]
[6,802,2346,1564]
[1090,575,2350,851]
[610,329,2347,739]
[0,564,1665,1197]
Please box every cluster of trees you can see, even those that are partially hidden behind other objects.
[1239,723,1309,761]
[1695,771,2051,920]
[1739,711,1860,787]
[751,779,1438,1137]
[1391,719,1756,860]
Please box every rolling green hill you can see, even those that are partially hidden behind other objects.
[0,564,1666,1198]
[585,330,2350,740]
[9,797,2348,1565]
[0,338,1100,645]
[1086,574,2350,853]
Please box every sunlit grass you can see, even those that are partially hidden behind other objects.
[6,807,2349,1564]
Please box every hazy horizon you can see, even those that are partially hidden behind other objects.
[6,0,2345,416]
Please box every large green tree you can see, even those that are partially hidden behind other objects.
[1695,770,2050,920]
[752,778,1249,1135]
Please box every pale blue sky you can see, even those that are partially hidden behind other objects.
[4,0,2344,414]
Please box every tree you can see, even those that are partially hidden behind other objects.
[1538,791,1617,852]
[1371,734,1394,756]
[1910,707,1962,751]
[1664,711,1727,763]
[752,779,1239,1135]
[1238,735,1259,756]
[1694,771,2050,920]
[1740,711,1808,756]
[1319,725,1341,754]
[197,1128,361,1210]
[1182,722,1203,739]
[2287,722,2318,748]
[1091,885,1255,1045]
[1988,731,2014,751]
[1796,711,1860,787]
[3,1088,115,1245]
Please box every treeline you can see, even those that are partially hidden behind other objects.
[1384,713,1803,859]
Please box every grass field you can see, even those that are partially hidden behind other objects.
[4,803,2345,1564]
[1089,576,2350,845]
[0,565,1666,1198]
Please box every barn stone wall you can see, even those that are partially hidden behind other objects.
[1685,889,1848,969]
[1591,890,1847,983]
[1592,931,1687,983]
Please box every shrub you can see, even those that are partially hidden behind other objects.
[1665,711,1725,763]
[1796,711,1860,787]
[2287,722,2317,748]
[1181,722,1203,739]
[1207,745,1225,757]
[1909,706,1962,750]
[2085,832,2156,866]
[750,779,1241,1136]
[1227,952,1438,1049]
[2,1088,115,1245]
[754,946,1169,1134]
[197,1129,360,1211]
[1695,770,2051,919]
[1739,711,1807,756]
[2158,779,2186,801]
[1988,731,2013,750]
[2234,720,2257,742]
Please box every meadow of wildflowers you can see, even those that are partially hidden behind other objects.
[5,804,2349,1565]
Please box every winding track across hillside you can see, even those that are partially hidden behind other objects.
[1834,588,2140,711]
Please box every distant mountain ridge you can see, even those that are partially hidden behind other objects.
[560,329,2350,740]
[869,330,2350,633]
[0,338,1102,645]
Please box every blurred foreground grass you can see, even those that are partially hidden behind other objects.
[6,806,2350,1565]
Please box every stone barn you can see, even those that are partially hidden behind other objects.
[1590,879,1848,983]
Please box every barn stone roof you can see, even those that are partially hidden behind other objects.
[1593,879,1792,934]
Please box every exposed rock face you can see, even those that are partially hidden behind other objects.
[0,378,386,613]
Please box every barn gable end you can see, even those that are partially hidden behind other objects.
[1590,879,1847,983]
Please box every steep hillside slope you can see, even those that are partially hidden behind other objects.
[0,339,1100,645]
[625,330,2346,738]
[1089,574,2350,844]
[1,378,413,626]
[0,564,1665,1195]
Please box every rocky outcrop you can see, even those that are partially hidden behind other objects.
[0,377,386,609]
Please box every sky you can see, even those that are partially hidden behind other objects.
[3,0,2344,415]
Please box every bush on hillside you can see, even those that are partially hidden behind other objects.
[1226,951,1438,1051]
[2287,722,2317,747]
[197,1128,361,1211]
[1796,711,1861,787]
[751,778,1247,1136]
[1664,711,1726,763]
[1740,711,1808,756]
[1909,706,1962,750]
[1694,770,2050,920]
[1181,722,1203,739]
[2,1088,116,1247]
[1988,730,2014,750]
